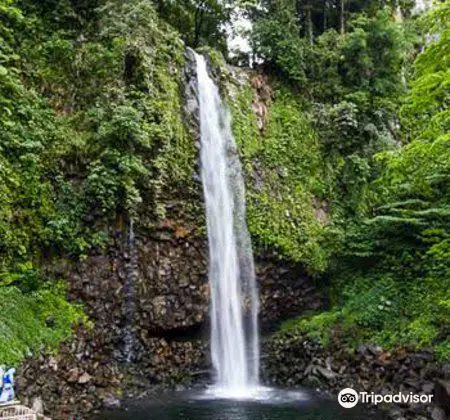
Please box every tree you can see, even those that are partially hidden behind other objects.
[154,0,232,52]
[252,0,309,83]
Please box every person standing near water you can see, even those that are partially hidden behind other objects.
[0,367,16,403]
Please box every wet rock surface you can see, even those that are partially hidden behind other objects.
[18,327,123,419]
[16,221,321,419]
[256,255,324,330]
[19,328,208,419]
[262,335,448,420]
[136,228,209,332]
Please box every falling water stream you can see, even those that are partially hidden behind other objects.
[195,53,260,396]
[123,219,137,363]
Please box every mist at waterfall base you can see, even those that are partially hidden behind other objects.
[97,389,383,420]
[98,54,383,419]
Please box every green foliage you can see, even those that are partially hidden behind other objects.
[400,2,450,143]
[252,5,412,239]
[341,11,408,97]
[280,263,449,360]
[154,0,231,53]
[313,13,410,155]
[229,83,333,272]
[252,3,411,94]
[0,0,196,364]
[436,341,450,362]
[231,7,413,275]
[298,3,450,360]
[0,283,86,366]
[0,0,194,268]
[252,0,308,83]
[305,29,344,101]
[280,310,342,346]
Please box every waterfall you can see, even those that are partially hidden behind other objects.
[123,219,137,363]
[195,53,260,395]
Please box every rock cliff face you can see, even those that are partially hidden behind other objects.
[19,221,448,420]
[18,224,322,418]
[18,227,211,418]
[256,255,323,330]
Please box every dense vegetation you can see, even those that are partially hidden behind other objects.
[0,0,194,364]
[250,0,449,359]
[0,0,448,365]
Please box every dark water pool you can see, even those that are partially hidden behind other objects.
[96,388,384,420]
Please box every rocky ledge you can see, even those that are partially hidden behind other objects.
[17,326,208,419]
[262,333,450,420]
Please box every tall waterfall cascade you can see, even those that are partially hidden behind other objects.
[195,53,260,396]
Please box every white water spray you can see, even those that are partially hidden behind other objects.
[195,53,259,396]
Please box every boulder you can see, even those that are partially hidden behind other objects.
[315,366,338,381]
[31,396,44,414]
[422,382,435,394]
[66,368,80,383]
[102,394,121,409]
[78,372,92,384]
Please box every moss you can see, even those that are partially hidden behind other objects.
[0,284,86,366]
[148,48,197,221]
[229,80,332,273]
[279,310,342,346]
[435,340,450,362]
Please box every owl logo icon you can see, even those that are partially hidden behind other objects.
[338,388,359,408]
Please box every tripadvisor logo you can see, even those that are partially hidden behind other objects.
[338,387,434,408]
[338,388,359,408]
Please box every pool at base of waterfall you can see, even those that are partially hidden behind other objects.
[95,388,385,419]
